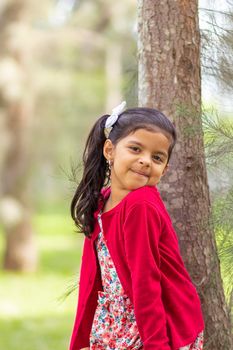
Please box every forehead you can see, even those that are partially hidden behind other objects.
[121,128,172,148]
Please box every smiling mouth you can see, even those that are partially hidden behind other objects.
[131,170,149,178]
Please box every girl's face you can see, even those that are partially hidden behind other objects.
[103,128,171,196]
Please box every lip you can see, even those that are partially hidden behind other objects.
[131,169,149,178]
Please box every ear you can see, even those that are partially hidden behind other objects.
[103,139,115,161]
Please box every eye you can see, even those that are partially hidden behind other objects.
[129,146,140,152]
[152,155,163,162]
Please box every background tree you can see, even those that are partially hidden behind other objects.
[137,0,233,348]
[0,0,37,271]
[202,110,233,322]
[200,0,233,92]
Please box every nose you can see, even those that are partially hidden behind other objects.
[139,156,151,166]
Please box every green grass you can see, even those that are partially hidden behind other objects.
[0,210,84,350]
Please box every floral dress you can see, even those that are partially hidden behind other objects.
[89,212,204,350]
[90,212,143,349]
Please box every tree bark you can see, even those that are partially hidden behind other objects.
[0,1,37,271]
[138,0,232,348]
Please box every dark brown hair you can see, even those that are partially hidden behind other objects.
[71,107,177,237]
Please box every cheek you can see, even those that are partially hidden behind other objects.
[112,157,126,173]
[152,165,166,176]
[114,152,130,166]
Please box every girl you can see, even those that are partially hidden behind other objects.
[69,102,205,350]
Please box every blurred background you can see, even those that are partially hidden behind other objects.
[0,0,232,349]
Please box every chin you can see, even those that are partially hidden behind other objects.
[127,183,147,191]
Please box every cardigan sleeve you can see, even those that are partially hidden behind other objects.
[123,201,171,350]
[69,237,102,350]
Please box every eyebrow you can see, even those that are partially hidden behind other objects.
[126,140,168,157]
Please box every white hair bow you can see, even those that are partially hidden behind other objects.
[104,101,126,138]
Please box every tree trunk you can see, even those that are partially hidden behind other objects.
[138,0,232,348]
[0,1,37,271]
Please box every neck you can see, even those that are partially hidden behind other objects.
[104,186,131,212]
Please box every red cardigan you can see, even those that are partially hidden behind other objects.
[69,185,205,350]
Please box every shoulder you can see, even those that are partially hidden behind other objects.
[121,187,163,239]
[123,185,161,210]
[121,185,171,228]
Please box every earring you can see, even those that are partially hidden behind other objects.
[105,159,113,185]
[108,159,113,168]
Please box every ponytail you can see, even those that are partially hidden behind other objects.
[71,114,109,237]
